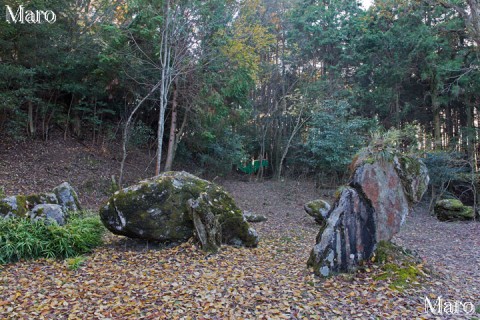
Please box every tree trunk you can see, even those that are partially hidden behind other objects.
[44,109,55,141]
[64,95,74,141]
[273,117,282,177]
[155,2,173,175]
[432,94,442,150]
[119,81,163,187]
[466,99,476,165]
[92,98,97,144]
[395,89,400,127]
[28,101,35,137]
[276,102,307,180]
[165,78,179,172]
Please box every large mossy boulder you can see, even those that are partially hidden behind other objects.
[435,199,475,221]
[308,151,429,277]
[0,182,80,226]
[100,171,259,250]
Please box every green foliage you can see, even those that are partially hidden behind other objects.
[198,128,247,175]
[219,0,274,82]
[128,121,154,148]
[423,151,470,192]
[299,100,374,175]
[375,263,422,291]
[365,125,422,163]
[66,255,87,271]
[0,214,105,264]
[0,0,479,179]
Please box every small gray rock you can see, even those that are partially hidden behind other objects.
[29,204,67,225]
[243,211,268,223]
[0,196,19,218]
[53,182,82,213]
[304,199,331,224]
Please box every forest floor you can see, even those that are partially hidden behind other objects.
[0,135,479,319]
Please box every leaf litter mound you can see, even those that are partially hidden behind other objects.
[0,179,479,319]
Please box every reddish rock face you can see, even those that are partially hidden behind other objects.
[309,152,429,277]
[352,161,409,241]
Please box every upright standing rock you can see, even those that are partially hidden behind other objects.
[308,151,429,276]
[351,158,410,241]
[307,187,376,276]
[53,182,82,213]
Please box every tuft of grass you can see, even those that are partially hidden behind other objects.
[0,213,105,264]
[66,255,87,271]
[279,236,293,243]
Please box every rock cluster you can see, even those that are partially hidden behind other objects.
[0,182,81,225]
[100,171,259,252]
[308,151,429,276]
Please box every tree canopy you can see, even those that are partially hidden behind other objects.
[1,0,479,179]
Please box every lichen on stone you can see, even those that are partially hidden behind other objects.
[304,199,330,224]
[100,171,259,250]
[0,182,80,224]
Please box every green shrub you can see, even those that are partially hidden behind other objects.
[298,100,375,176]
[0,214,104,264]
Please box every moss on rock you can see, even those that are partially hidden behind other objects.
[373,241,425,291]
[100,171,259,249]
[305,200,329,212]
[304,199,330,224]
[0,183,81,224]
[0,195,28,217]
[435,199,475,221]
[0,198,13,217]
[394,155,429,204]
[25,193,58,208]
